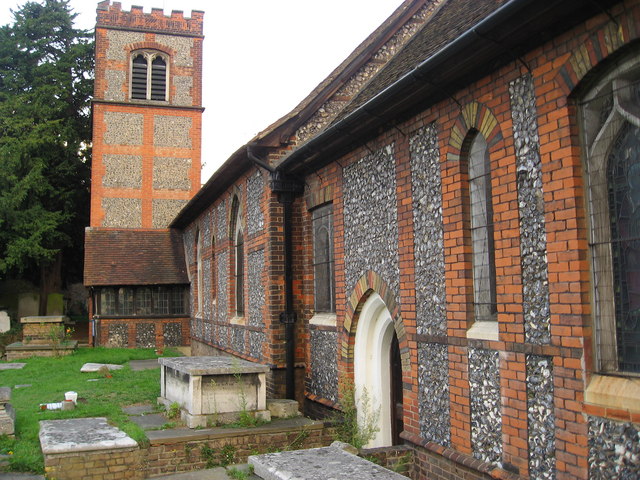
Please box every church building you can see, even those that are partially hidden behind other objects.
[85,1,640,479]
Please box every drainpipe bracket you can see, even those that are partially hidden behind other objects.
[279,312,297,324]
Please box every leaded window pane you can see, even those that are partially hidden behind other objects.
[608,122,640,372]
[312,204,335,312]
[469,134,497,321]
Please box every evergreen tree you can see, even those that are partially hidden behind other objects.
[0,0,93,313]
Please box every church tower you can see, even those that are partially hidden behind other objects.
[91,1,203,229]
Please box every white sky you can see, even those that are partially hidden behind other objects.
[1,0,405,183]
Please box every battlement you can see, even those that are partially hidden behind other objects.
[96,1,203,36]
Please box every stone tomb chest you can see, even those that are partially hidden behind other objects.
[158,356,270,428]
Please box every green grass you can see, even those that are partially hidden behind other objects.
[0,347,180,473]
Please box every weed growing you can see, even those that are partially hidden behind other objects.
[226,464,254,479]
[332,377,380,449]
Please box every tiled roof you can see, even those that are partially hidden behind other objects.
[334,0,509,122]
[84,229,188,286]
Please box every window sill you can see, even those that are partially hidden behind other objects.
[309,313,337,327]
[230,316,246,326]
[585,374,640,414]
[466,321,499,341]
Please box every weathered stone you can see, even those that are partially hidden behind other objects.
[103,111,143,145]
[247,171,265,235]
[469,348,502,465]
[309,329,338,404]
[509,74,551,345]
[39,417,137,454]
[102,198,142,228]
[267,399,300,418]
[80,363,124,373]
[248,249,265,327]
[418,343,450,446]
[154,115,192,148]
[526,355,556,480]
[158,356,270,428]
[152,199,188,228]
[343,144,399,301]
[102,154,142,189]
[0,310,10,333]
[163,322,182,347]
[0,363,26,370]
[410,123,446,336]
[153,157,192,190]
[250,444,407,480]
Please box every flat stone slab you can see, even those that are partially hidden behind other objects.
[129,359,160,371]
[159,356,269,375]
[80,362,124,373]
[149,466,259,480]
[20,316,67,324]
[39,417,137,454]
[249,444,408,480]
[0,363,26,370]
[129,413,168,430]
[122,404,155,415]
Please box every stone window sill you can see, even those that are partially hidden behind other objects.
[585,374,640,414]
[230,316,246,326]
[466,321,499,341]
[309,313,337,327]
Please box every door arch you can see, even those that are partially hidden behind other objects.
[353,292,403,447]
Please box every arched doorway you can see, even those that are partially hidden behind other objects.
[353,292,403,447]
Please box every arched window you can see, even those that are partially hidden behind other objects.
[468,132,497,323]
[130,50,168,101]
[581,55,640,373]
[231,195,244,318]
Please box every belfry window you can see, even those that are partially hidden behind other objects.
[581,55,640,374]
[131,51,168,101]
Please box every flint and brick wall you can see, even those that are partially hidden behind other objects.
[295,2,640,480]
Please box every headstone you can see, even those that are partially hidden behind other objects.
[0,310,10,333]
[18,292,39,319]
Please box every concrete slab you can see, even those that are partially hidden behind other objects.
[39,417,138,454]
[80,362,124,373]
[249,444,408,480]
[122,404,155,415]
[129,413,169,430]
[0,363,26,370]
[129,359,160,371]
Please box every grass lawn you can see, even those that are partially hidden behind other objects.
[0,347,180,473]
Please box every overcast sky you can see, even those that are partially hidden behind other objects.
[1,0,405,183]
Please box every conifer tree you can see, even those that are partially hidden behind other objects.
[0,0,93,313]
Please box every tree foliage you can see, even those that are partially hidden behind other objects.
[0,0,93,287]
